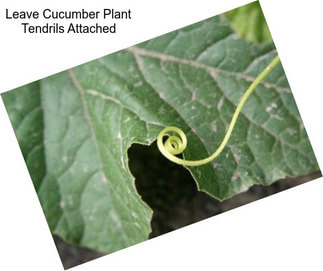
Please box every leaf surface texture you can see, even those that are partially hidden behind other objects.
[2,16,319,252]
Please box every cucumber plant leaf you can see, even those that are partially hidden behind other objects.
[2,15,319,253]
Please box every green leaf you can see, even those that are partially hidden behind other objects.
[226,1,272,43]
[2,15,319,253]
[1,82,45,191]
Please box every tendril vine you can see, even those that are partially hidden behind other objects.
[157,55,281,166]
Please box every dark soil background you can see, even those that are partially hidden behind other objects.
[54,142,321,269]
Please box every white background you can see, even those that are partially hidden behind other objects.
[0,0,322,270]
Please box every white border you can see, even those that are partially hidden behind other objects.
[0,0,322,270]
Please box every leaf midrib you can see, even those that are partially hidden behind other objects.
[127,46,290,93]
[67,69,130,243]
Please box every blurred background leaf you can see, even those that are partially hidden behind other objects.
[226,1,272,43]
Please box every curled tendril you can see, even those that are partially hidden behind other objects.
[157,55,281,167]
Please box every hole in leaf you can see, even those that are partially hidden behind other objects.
[128,142,222,237]
[128,142,321,239]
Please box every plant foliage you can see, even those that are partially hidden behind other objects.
[2,14,318,253]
